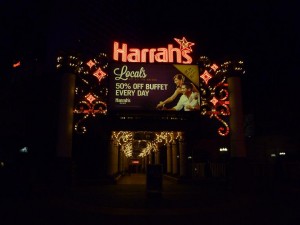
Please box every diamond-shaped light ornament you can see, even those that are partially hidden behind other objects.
[211,63,219,71]
[93,68,107,82]
[86,60,95,69]
[85,93,96,104]
[210,97,219,106]
[200,70,212,84]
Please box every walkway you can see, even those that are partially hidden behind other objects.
[1,174,299,225]
[117,173,174,184]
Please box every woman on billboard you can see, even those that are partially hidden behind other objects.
[156,74,198,109]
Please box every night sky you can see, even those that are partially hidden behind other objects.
[1,0,299,153]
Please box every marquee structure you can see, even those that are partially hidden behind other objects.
[55,37,246,181]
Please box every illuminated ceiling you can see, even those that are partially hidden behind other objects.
[112,131,181,158]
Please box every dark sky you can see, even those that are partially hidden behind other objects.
[0,0,299,147]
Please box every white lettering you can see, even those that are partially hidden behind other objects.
[133,83,144,89]
[115,90,136,96]
[114,65,147,81]
[145,84,168,90]
[115,98,131,104]
[137,90,149,96]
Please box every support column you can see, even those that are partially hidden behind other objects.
[167,143,172,174]
[56,72,76,186]
[145,155,150,173]
[57,72,75,158]
[228,75,249,190]
[155,151,160,164]
[172,140,178,175]
[124,156,129,174]
[107,138,115,176]
[108,139,119,178]
[113,144,119,175]
[228,76,246,158]
[118,149,121,173]
[179,134,187,177]
[141,157,146,173]
[148,152,153,164]
[119,150,124,174]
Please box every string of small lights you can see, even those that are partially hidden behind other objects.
[57,52,109,134]
[198,56,245,136]
[57,52,245,136]
[112,131,180,158]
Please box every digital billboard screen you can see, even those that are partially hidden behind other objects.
[108,63,200,112]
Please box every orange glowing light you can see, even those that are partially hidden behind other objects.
[174,37,195,52]
[86,60,95,68]
[200,70,212,84]
[93,68,106,82]
[85,93,96,103]
[210,97,219,105]
[13,61,21,68]
[210,64,219,71]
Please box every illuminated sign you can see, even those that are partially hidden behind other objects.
[113,37,195,64]
[108,63,200,112]
[57,44,238,136]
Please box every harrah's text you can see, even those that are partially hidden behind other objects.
[113,42,193,64]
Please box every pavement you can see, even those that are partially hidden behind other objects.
[1,173,300,225]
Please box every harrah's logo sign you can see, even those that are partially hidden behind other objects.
[113,37,195,64]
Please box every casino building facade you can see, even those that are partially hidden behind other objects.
[55,37,246,183]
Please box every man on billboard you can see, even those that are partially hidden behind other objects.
[162,82,200,111]
[156,74,199,110]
